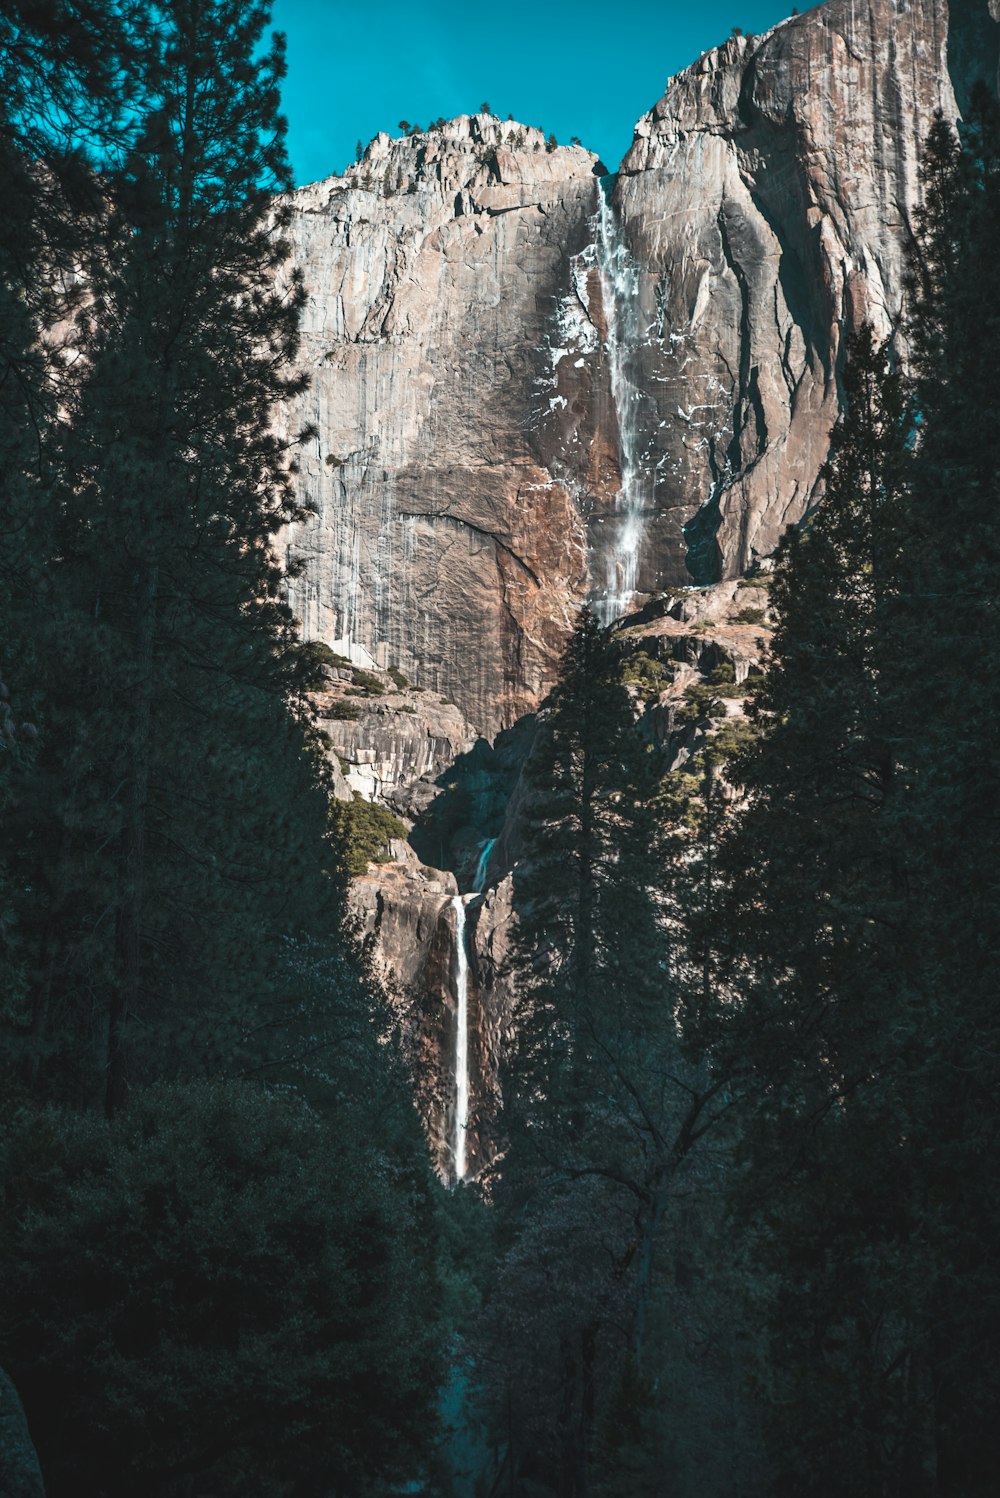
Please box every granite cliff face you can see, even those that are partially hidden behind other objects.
[616,0,955,583]
[282,0,966,737]
[281,0,996,1177]
[281,118,612,739]
[333,575,777,1182]
[352,853,511,1181]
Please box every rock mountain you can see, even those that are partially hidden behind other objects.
[279,0,982,739]
[279,0,996,1177]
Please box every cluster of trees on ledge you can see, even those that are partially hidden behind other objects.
[360,109,564,158]
[2,0,998,1493]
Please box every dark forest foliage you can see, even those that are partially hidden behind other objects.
[3,4,999,1494]
[0,4,444,1493]
[477,100,1000,1498]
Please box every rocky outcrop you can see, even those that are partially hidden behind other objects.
[348,580,774,1179]
[465,870,518,1172]
[351,846,507,1180]
[281,0,964,735]
[615,0,955,583]
[280,117,612,738]
[351,850,458,1176]
[311,655,478,808]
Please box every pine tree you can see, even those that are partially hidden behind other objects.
[490,611,734,1494]
[702,327,922,1495]
[888,94,1000,1494]
[1,11,450,1482]
[0,0,349,1107]
[0,1070,443,1497]
[503,610,666,1163]
[0,1,140,1066]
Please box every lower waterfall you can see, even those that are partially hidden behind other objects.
[451,894,470,1182]
[451,838,497,1184]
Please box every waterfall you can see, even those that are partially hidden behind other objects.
[451,838,496,1184]
[451,894,470,1182]
[594,179,648,626]
[473,837,497,896]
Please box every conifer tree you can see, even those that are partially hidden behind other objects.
[0,0,347,1106]
[701,327,921,1495]
[888,94,1000,1494]
[0,10,449,1489]
[506,609,665,1158]
[488,612,661,1491]
[0,1,139,1056]
[490,611,733,1494]
[0,1074,442,1497]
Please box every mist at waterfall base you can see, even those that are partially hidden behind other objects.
[272,0,796,185]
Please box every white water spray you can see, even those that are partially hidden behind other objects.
[451,838,497,1183]
[594,181,649,625]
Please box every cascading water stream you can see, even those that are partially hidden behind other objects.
[594,179,649,626]
[451,894,470,1182]
[451,838,497,1183]
[473,837,496,895]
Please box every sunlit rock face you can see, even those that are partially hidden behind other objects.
[312,675,477,808]
[280,1,961,735]
[278,0,988,1180]
[280,117,615,739]
[614,0,955,584]
[279,0,981,1177]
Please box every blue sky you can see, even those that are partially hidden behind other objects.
[272,0,803,186]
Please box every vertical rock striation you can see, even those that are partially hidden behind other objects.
[281,2,990,1174]
[615,0,956,584]
[281,117,616,737]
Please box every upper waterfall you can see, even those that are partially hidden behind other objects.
[593,178,650,626]
[282,0,955,728]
